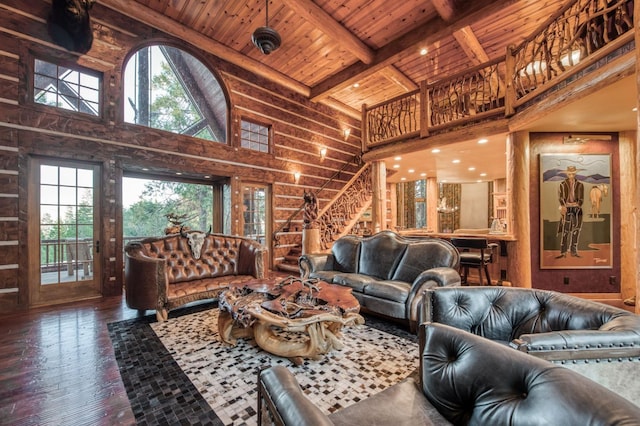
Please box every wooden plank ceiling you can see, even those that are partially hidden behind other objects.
[98,0,571,117]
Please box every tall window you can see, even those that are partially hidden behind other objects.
[241,119,271,153]
[33,59,100,116]
[124,45,227,142]
[415,180,426,228]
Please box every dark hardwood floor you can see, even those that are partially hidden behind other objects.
[0,294,139,426]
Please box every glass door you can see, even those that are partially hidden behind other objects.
[241,183,270,246]
[31,159,101,305]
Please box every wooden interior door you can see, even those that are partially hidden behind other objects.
[29,158,101,306]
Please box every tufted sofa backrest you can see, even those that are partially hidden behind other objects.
[419,322,640,425]
[424,286,635,342]
[136,233,261,284]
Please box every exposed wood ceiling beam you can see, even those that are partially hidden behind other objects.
[453,26,490,64]
[380,66,419,92]
[280,0,375,65]
[96,0,311,97]
[310,0,520,102]
[431,0,469,23]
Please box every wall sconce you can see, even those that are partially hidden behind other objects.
[293,171,301,184]
[320,147,327,160]
[343,128,351,140]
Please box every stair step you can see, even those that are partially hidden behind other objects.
[284,255,300,262]
[276,263,299,274]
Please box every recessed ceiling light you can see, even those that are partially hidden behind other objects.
[468,167,476,171]
[477,180,482,183]
[353,83,360,88]
[633,107,638,112]
[420,48,428,55]
[452,159,460,164]
[393,164,400,169]
[420,172,427,177]
[480,172,487,177]
[176,172,182,175]
[400,177,406,181]
[142,168,149,171]
[478,138,489,144]
[394,156,402,161]
[408,169,415,173]
[441,180,448,183]
[431,148,440,153]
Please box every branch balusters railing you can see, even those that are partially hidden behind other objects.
[316,164,372,250]
[509,0,633,105]
[427,58,506,129]
[366,90,420,145]
[362,0,634,148]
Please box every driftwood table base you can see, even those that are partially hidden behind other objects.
[218,277,364,365]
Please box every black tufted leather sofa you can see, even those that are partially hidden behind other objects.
[257,322,640,425]
[125,233,266,321]
[299,230,461,330]
[421,286,640,404]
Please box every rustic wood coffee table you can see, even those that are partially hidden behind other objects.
[218,276,364,365]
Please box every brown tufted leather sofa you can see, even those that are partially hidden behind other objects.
[125,232,266,321]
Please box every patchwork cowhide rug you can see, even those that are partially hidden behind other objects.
[108,302,418,426]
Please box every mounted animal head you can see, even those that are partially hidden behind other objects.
[179,226,211,260]
[48,0,95,53]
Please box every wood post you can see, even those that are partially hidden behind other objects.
[371,161,387,233]
[507,131,531,288]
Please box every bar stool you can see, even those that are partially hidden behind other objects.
[450,237,497,285]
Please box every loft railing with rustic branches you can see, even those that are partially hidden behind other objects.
[316,164,372,250]
[508,0,634,109]
[362,0,634,148]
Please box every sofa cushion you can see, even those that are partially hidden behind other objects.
[360,295,406,319]
[358,232,407,280]
[332,273,378,292]
[363,280,410,303]
[392,239,458,283]
[329,375,451,426]
[331,236,362,273]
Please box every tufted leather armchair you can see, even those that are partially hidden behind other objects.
[421,286,640,404]
[299,230,461,331]
[257,322,640,425]
[125,232,266,321]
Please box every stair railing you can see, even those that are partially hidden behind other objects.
[273,154,364,246]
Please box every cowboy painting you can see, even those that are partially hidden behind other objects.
[540,153,612,269]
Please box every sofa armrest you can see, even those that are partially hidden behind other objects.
[258,366,334,426]
[406,267,461,328]
[512,330,640,361]
[299,253,334,278]
[238,240,266,278]
[124,243,168,312]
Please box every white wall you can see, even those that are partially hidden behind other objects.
[460,182,489,229]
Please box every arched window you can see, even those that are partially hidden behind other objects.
[124,45,227,143]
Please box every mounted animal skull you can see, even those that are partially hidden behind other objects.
[48,0,95,53]
[180,226,211,260]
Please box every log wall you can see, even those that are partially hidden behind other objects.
[0,1,362,310]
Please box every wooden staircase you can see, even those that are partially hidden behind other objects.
[276,245,302,274]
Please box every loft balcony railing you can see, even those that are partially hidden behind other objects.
[363,0,634,148]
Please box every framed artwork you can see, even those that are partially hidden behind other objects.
[540,153,612,269]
